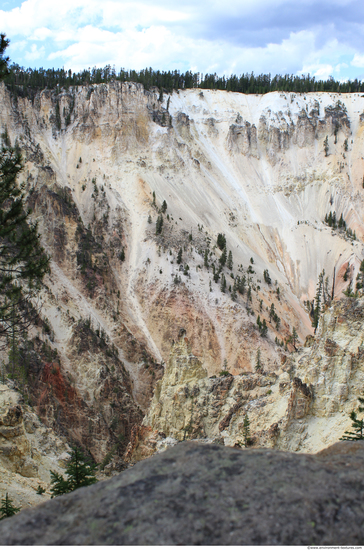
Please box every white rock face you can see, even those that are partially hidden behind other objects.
[1,82,364,470]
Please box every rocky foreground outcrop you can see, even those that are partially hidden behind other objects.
[0,440,363,545]
[0,382,69,509]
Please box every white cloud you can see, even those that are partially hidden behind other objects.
[46,27,322,76]
[1,0,364,81]
[101,1,189,28]
[24,43,45,61]
[334,62,348,73]
[351,54,364,68]
[30,27,53,41]
[302,64,334,79]
[0,0,190,36]
[0,0,96,36]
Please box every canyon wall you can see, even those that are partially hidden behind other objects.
[130,296,364,459]
[1,82,364,486]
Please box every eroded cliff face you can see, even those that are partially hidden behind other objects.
[0,382,69,511]
[1,81,364,474]
[130,296,364,459]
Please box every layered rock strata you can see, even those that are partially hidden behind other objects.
[1,81,364,476]
[0,382,69,510]
[130,296,364,457]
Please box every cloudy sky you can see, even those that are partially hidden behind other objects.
[1,0,364,81]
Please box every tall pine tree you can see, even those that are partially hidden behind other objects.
[155,214,163,234]
[255,348,262,372]
[0,36,50,345]
[312,270,325,333]
[219,245,227,267]
[0,34,9,80]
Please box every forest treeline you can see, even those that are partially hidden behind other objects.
[4,63,364,99]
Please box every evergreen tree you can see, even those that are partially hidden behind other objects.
[155,214,163,234]
[4,57,364,98]
[219,245,227,267]
[65,447,97,491]
[334,123,339,144]
[237,275,246,295]
[247,285,252,303]
[152,191,156,206]
[0,493,21,520]
[177,248,183,264]
[0,34,9,81]
[242,414,251,447]
[147,214,152,224]
[217,233,226,250]
[260,318,268,337]
[263,269,272,285]
[50,471,70,497]
[255,348,262,372]
[50,447,97,497]
[356,259,364,291]
[292,326,298,351]
[275,315,281,330]
[204,249,209,268]
[312,270,324,333]
[269,303,275,322]
[55,100,61,130]
[227,250,233,270]
[340,392,364,441]
[161,200,167,213]
[343,279,354,297]
[0,40,50,344]
[324,135,329,156]
[220,273,226,293]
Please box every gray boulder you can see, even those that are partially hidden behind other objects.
[1,440,364,545]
